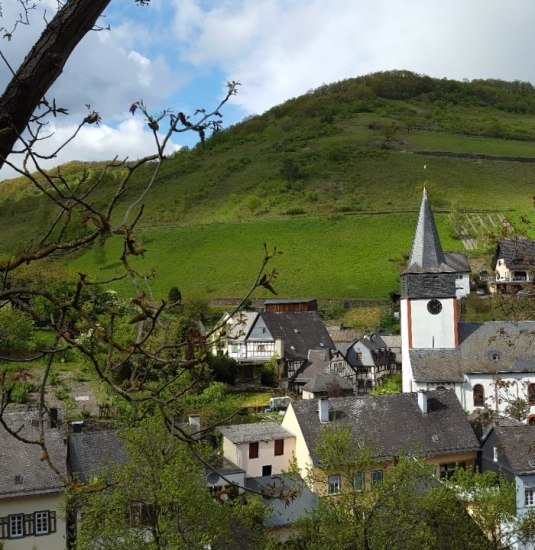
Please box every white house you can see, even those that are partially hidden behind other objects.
[401,189,535,417]
[0,411,67,550]
[490,240,535,295]
[219,422,296,478]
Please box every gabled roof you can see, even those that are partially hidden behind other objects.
[219,422,294,445]
[288,391,479,466]
[492,426,535,476]
[444,252,471,273]
[302,373,352,393]
[260,311,335,361]
[410,321,535,383]
[68,430,128,483]
[406,188,454,274]
[223,311,259,342]
[495,240,535,270]
[291,349,331,384]
[0,412,67,499]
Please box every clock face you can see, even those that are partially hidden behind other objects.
[427,299,442,315]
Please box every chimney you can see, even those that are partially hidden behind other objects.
[417,391,428,415]
[318,398,330,423]
[188,414,201,440]
[49,407,58,429]
[71,421,84,433]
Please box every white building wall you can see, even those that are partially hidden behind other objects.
[410,298,456,349]
[400,299,413,393]
[281,404,313,482]
[0,493,66,550]
[222,436,295,478]
[455,274,470,299]
[462,373,535,415]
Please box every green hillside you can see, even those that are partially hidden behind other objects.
[2,71,535,299]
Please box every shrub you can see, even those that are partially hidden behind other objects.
[11,381,38,404]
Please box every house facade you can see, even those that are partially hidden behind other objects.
[489,240,535,295]
[329,333,399,395]
[481,425,535,548]
[280,391,480,495]
[219,422,296,478]
[401,190,535,415]
[0,412,67,550]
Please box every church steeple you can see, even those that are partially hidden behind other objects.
[406,187,453,274]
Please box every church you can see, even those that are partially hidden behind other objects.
[401,189,535,419]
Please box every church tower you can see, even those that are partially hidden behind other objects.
[401,188,458,392]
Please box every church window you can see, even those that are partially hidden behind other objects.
[473,384,485,407]
[528,384,535,405]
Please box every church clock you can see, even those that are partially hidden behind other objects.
[427,299,442,315]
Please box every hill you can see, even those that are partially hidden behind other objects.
[1,71,535,299]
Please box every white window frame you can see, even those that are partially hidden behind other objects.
[526,488,535,507]
[34,511,49,535]
[328,474,341,494]
[9,514,24,538]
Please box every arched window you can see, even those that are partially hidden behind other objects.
[528,384,535,405]
[473,384,485,407]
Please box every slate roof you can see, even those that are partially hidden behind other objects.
[492,426,535,475]
[406,188,454,274]
[302,373,352,393]
[260,311,335,361]
[495,239,535,270]
[288,391,479,466]
[219,422,294,445]
[68,430,128,483]
[444,252,471,273]
[410,321,535,383]
[245,474,318,528]
[224,311,258,342]
[0,412,67,499]
[292,349,331,384]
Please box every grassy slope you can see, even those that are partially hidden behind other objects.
[71,213,464,300]
[2,72,535,299]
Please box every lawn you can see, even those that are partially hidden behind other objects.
[70,212,463,300]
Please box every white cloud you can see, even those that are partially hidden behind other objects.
[170,0,535,114]
[1,118,181,180]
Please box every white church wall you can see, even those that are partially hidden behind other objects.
[410,299,456,349]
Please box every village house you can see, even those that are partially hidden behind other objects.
[489,239,535,295]
[401,189,535,416]
[211,309,335,389]
[280,390,480,495]
[0,411,67,550]
[218,422,296,479]
[328,333,399,395]
[481,425,535,533]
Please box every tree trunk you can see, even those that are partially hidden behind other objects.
[0,0,112,171]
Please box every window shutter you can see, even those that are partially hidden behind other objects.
[50,511,57,533]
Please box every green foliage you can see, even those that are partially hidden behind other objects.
[370,373,402,395]
[378,311,400,333]
[72,415,267,549]
[167,286,182,305]
[10,381,38,404]
[205,354,239,384]
[260,355,279,387]
[0,308,33,351]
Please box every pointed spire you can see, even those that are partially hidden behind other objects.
[406,187,453,273]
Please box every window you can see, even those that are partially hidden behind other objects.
[274,439,284,456]
[357,381,365,395]
[249,442,259,459]
[473,384,485,407]
[262,465,272,476]
[353,473,365,492]
[355,352,362,361]
[328,474,341,494]
[365,381,372,394]
[440,462,466,479]
[257,344,265,352]
[9,514,23,538]
[34,511,49,535]
[526,488,535,507]
[493,446,499,462]
[371,470,383,484]
[529,384,535,405]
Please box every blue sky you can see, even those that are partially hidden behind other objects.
[2,0,535,179]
